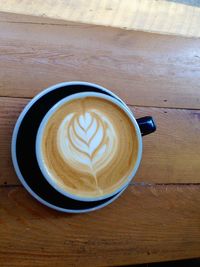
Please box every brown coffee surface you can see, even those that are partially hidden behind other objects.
[40,96,139,198]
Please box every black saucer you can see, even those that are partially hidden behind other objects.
[12,83,125,213]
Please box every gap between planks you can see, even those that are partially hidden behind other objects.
[1,183,200,189]
[0,94,200,111]
[1,95,200,112]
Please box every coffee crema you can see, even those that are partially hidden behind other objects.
[40,97,138,198]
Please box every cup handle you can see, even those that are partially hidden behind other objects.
[136,116,156,136]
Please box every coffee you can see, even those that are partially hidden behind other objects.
[38,96,139,198]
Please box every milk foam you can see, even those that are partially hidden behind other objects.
[57,110,118,179]
[41,97,138,198]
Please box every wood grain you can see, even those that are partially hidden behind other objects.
[0,97,28,186]
[1,0,200,37]
[134,106,200,184]
[1,18,200,109]
[0,185,200,266]
[0,11,71,25]
[1,12,200,266]
[1,97,200,186]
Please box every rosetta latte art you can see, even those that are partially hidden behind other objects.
[57,110,118,184]
[41,97,138,198]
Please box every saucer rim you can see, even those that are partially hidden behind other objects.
[11,81,127,213]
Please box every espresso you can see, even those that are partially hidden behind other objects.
[40,96,138,198]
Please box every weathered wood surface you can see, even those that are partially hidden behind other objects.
[1,0,200,37]
[0,185,200,266]
[0,12,200,266]
[1,15,200,109]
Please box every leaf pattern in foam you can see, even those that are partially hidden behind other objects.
[57,110,117,176]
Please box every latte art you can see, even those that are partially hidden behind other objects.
[58,111,118,180]
[39,96,139,198]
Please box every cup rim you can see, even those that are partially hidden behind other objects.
[35,91,142,202]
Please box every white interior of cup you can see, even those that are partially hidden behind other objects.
[35,92,142,202]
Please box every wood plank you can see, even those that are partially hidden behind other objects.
[0,185,200,266]
[1,97,200,186]
[1,0,200,37]
[1,20,200,109]
[0,11,76,25]
[0,97,28,186]
[134,106,200,184]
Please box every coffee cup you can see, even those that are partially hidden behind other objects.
[35,91,155,202]
[12,81,156,212]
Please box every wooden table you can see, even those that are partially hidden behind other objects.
[0,12,200,267]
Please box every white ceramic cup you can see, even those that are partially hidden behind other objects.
[35,91,142,202]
